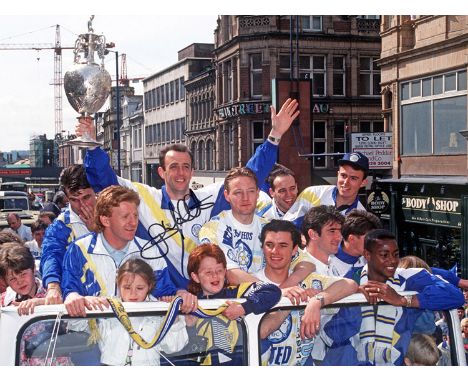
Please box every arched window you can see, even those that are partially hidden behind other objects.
[206,139,213,170]
[198,140,205,170]
[191,141,197,170]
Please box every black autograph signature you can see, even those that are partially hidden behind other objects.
[134,193,215,261]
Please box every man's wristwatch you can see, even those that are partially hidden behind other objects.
[315,293,326,308]
[267,135,281,144]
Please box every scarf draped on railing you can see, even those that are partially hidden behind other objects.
[107,296,232,349]
[358,266,404,365]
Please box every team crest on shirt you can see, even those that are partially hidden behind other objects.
[191,224,202,239]
[268,314,293,344]
[233,239,253,271]
[311,279,323,291]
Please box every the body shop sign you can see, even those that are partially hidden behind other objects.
[351,132,392,169]
[401,195,461,228]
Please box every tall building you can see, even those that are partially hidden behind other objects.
[121,94,143,180]
[376,15,468,275]
[185,66,218,185]
[29,134,55,168]
[142,43,213,187]
[102,85,135,173]
[213,15,382,190]
[128,100,144,183]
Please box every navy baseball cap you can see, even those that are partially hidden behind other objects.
[338,152,369,172]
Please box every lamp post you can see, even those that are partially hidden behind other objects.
[115,50,121,176]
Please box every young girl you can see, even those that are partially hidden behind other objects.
[96,258,188,366]
[185,243,281,365]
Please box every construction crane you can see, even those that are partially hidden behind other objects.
[0,25,74,138]
[116,53,145,85]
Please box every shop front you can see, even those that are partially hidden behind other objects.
[371,177,468,278]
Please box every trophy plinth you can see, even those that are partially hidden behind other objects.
[64,16,111,147]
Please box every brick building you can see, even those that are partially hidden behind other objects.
[213,15,383,190]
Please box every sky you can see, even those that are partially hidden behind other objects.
[0,14,218,152]
[0,0,465,153]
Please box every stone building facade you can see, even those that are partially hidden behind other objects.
[213,15,383,190]
[376,15,468,276]
[142,43,213,187]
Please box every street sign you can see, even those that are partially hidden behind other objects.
[351,132,393,169]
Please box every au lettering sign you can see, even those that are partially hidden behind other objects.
[401,195,461,228]
[312,103,329,113]
[216,102,270,119]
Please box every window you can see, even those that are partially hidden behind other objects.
[160,122,166,143]
[179,77,185,100]
[175,78,180,101]
[251,121,264,153]
[170,81,175,103]
[160,85,165,106]
[155,123,160,144]
[332,121,346,167]
[144,92,149,111]
[250,53,263,98]
[359,57,380,96]
[434,96,467,153]
[176,119,180,142]
[357,15,380,19]
[333,56,345,96]
[147,91,153,110]
[360,121,384,133]
[166,121,172,142]
[457,70,467,91]
[145,125,149,145]
[279,54,292,79]
[224,61,233,102]
[299,55,326,96]
[153,87,159,108]
[400,70,467,155]
[402,101,432,155]
[164,83,170,105]
[313,121,326,168]
[152,124,157,144]
[191,141,197,169]
[198,141,205,170]
[206,139,214,170]
[301,16,322,31]
[181,118,186,141]
[228,125,236,168]
[5,299,465,366]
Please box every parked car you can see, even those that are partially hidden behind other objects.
[0,191,39,229]
[0,294,465,366]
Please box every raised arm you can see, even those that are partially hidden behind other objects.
[245,98,300,187]
[75,117,119,193]
[40,218,72,304]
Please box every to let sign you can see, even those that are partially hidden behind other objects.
[351,132,393,169]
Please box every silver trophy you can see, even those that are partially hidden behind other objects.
[64,15,112,147]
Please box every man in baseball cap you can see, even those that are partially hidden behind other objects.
[283,151,370,227]
[338,152,369,177]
